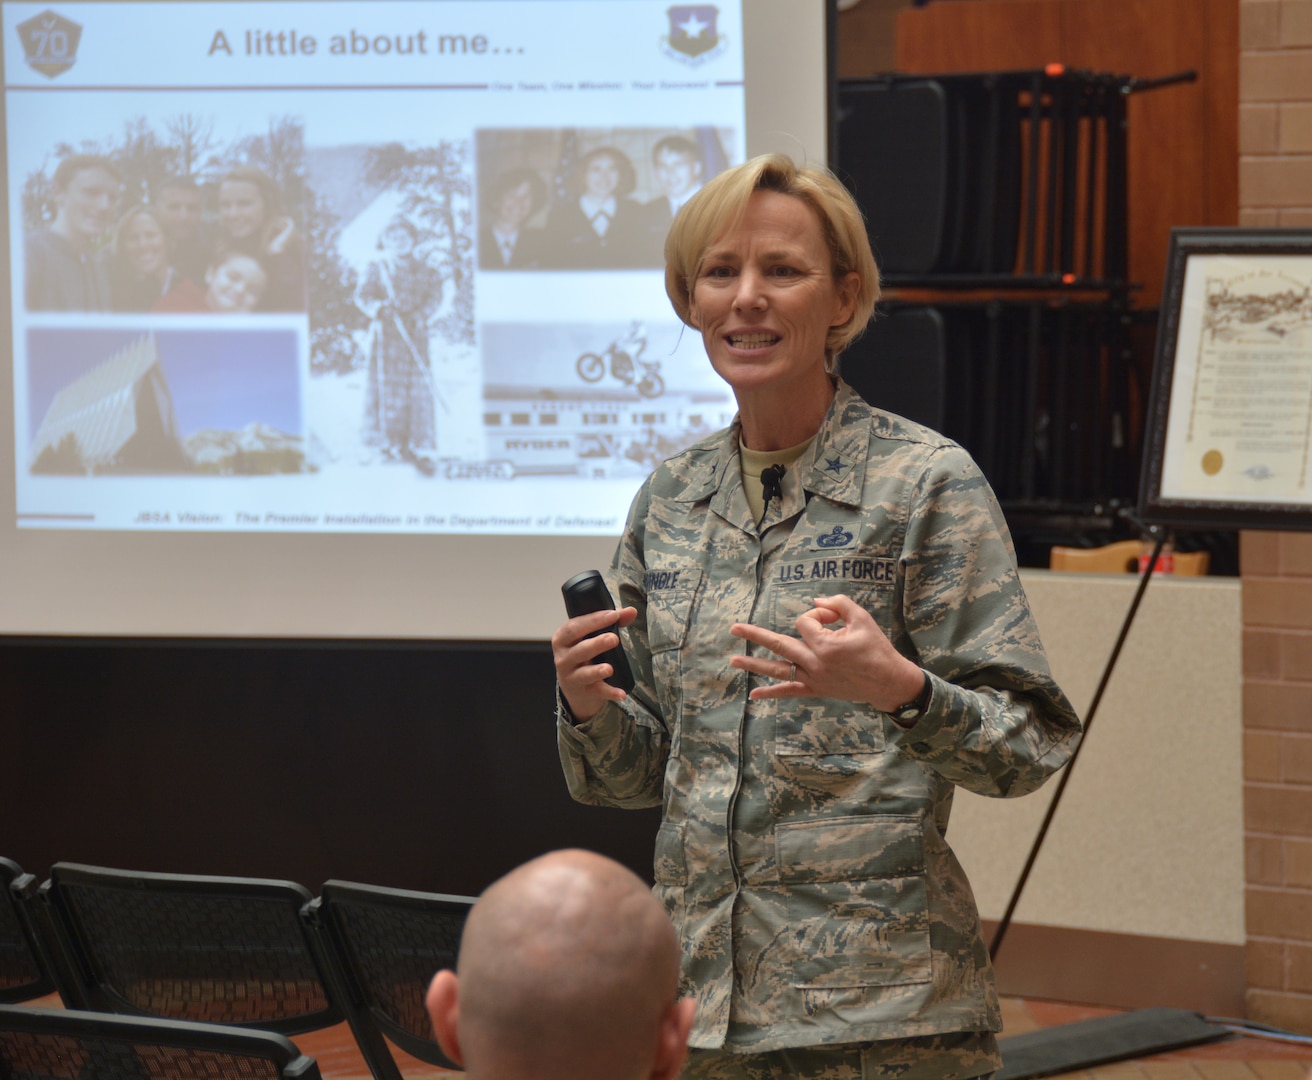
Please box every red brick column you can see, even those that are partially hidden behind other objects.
[1238,0,1312,1033]
[1239,0,1312,227]
[1241,531,1312,1032]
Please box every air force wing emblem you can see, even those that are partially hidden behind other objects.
[662,5,727,65]
[17,10,82,78]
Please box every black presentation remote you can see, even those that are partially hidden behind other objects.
[561,570,635,692]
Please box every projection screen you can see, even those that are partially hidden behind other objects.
[1,0,830,639]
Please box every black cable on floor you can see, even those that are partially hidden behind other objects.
[1206,1017,1312,1046]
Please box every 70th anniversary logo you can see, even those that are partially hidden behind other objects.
[15,8,82,78]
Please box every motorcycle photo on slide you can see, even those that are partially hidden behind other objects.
[575,321,665,398]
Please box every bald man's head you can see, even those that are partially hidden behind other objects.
[426,849,693,1080]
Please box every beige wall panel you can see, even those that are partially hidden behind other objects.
[947,571,1245,945]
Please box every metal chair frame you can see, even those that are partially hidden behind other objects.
[0,1003,323,1079]
[304,879,474,1080]
[35,862,346,1037]
[0,859,55,1005]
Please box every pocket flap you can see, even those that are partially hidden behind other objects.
[777,814,924,883]
[645,567,702,653]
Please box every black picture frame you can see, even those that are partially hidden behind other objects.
[1138,227,1312,532]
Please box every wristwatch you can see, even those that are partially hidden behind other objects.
[891,670,932,724]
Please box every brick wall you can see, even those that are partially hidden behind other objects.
[1240,529,1312,1032]
[1239,0,1312,227]
[1238,0,1312,1034]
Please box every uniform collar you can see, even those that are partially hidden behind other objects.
[799,380,869,509]
[696,379,870,530]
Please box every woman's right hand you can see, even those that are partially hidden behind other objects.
[551,607,638,724]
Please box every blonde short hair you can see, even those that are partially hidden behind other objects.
[663,154,880,360]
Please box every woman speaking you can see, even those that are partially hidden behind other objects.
[553,154,1081,1080]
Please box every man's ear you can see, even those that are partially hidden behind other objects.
[649,997,696,1080]
[425,969,465,1068]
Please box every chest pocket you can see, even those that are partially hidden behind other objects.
[645,567,702,653]
[768,554,896,758]
[645,567,701,729]
[768,552,898,636]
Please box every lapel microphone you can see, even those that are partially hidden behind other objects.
[760,464,786,513]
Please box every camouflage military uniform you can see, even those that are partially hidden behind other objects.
[558,380,1081,1068]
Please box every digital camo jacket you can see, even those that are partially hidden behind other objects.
[558,380,1082,1053]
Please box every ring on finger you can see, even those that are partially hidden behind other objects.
[789,661,797,682]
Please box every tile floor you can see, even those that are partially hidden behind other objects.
[292,996,1312,1079]
[21,991,1312,1078]
[996,999,1312,1080]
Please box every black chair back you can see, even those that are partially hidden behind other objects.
[0,1003,323,1079]
[0,859,55,1004]
[38,863,344,1035]
[305,880,474,1079]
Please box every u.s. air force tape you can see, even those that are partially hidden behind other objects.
[776,557,897,584]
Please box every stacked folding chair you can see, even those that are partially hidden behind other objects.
[837,67,1193,530]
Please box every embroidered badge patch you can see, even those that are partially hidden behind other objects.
[815,525,855,548]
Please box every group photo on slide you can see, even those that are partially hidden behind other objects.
[21,128,309,316]
[476,124,733,271]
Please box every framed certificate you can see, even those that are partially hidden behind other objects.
[1139,227,1312,531]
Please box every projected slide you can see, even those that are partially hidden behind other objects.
[4,0,744,535]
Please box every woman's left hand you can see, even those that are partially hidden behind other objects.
[729,594,925,712]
